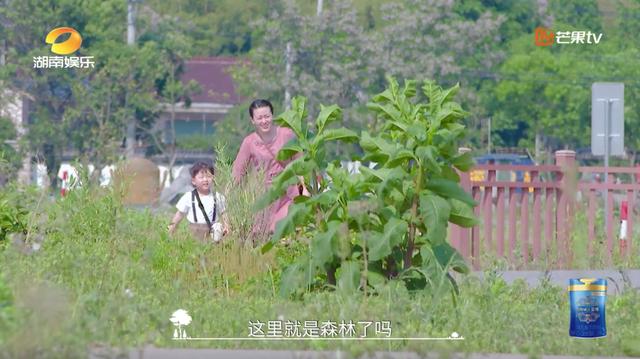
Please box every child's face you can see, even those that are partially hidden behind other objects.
[192,169,213,193]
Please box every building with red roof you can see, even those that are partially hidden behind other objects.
[159,56,241,144]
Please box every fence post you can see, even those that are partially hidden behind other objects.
[555,150,577,268]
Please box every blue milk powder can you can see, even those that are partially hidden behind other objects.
[568,278,607,338]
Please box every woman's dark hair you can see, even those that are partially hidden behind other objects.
[249,99,273,119]
[190,161,215,178]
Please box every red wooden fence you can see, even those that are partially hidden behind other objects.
[450,150,640,269]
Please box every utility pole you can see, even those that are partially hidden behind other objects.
[487,117,492,154]
[284,42,291,110]
[125,0,137,158]
[0,39,5,66]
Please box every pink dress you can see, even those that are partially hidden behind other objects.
[232,127,300,235]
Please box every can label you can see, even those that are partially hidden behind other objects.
[568,278,606,338]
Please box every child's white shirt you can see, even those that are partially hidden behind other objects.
[176,190,226,224]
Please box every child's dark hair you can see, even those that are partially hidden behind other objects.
[190,161,215,178]
[249,99,273,118]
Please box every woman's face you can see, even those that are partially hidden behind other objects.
[251,106,274,135]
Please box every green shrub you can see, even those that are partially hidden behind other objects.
[261,78,478,299]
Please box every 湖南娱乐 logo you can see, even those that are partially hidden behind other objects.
[34,27,94,69]
[45,27,82,55]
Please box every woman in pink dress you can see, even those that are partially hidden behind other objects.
[232,99,302,236]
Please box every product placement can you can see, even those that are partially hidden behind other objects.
[568,278,607,338]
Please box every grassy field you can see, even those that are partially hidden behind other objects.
[1,165,640,358]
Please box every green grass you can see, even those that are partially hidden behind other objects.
[1,164,640,358]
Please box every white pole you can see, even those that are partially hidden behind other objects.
[488,117,491,154]
[284,42,292,109]
[127,0,136,45]
[604,99,611,237]
[125,0,137,158]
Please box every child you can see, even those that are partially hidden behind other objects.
[168,162,229,242]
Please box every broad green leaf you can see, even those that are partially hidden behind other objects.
[370,88,394,103]
[425,178,476,206]
[415,146,441,174]
[313,190,340,206]
[275,97,305,137]
[432,242,470,274]
[276,141,303,161]
[360,132,396,157]
[256,172,298,210]
[289,158,318,176]
[383,217,408,248]
[442,102,469,120]
[330,222,351,260]
[439,165,461,182]
[402,79,418,98]
[365,217,407,261]
[316,104,342,135]
[388,149,416,167]
[317,128,359,144]
[366,102,401,122]
[433,129,454,148]
[337,261,361,293]
[420,193,451,245]
[366,270,387,291]
[398,266,428,291]
[359,166,403,183]
[407,122,427,142]
[422,80,439,102]
[311,221,340,267]
[435,108,462,125]
[293,195,311,204]
[261,240,275,254]
[272,202,311,241]
[361,152,390,165]
[360,131,378,152]
[451,152,475,172]
[387,188,404,205]
[386,120,408,132]
[445,121,467,136]
[441,83,460,104]
[365,231,390,262]
[419,245,445,277]
[257,157,315,209]
[448,198,479,227]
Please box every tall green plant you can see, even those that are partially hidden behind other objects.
[262,78,478,298]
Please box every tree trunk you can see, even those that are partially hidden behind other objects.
[43,144,58,191]
[326,265,336,285]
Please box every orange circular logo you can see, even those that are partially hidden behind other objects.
[45,27,82,55]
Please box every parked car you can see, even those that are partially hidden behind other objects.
[471,154,536,197]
